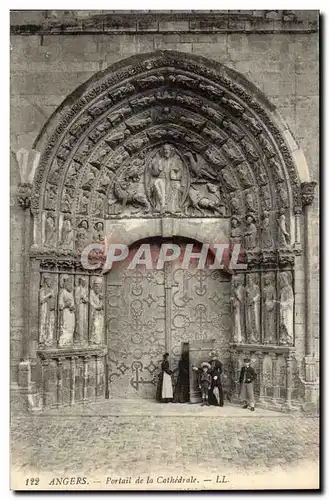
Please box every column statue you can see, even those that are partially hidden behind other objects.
[279,273,294,346]
[58,274,75,346]
[245,275,260,343]
[39,274,56,346]
[89,277,104,345]
[263,274,277,344]
[74,276,89,343]
[231,276,244,343]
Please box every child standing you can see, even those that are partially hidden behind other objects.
[199,362,212,406]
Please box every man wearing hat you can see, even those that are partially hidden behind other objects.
[239,357,257,411]
[208,351,224,407]
[199,362,212,406]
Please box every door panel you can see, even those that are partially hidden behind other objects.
[106,260,166,399]
[105,240,232,399]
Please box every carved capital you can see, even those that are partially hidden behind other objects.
[301,181,317,206]
[15,148,40,185]
[17,182,32,210]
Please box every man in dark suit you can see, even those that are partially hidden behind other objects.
[208,351,224,407]
[239,357,257,411]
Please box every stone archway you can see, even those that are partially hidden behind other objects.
[16,50,317,411]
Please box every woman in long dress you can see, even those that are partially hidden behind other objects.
[156,353,173,403]
[173,351,190,403]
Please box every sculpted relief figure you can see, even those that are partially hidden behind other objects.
[187,182,225,216]
[110,159,150,214]
[263,274,276,344]
[245,275,260,344]
[230,193,241,214]
[44,214,56,247]
[277,210,290,248]
[89,277,104,345]
[230,216,242,244]
[245,192,255,213]
[184,151,218,181]
[60,217,73,249]
[75,220,89,251]
[93,221,104,242]
[39,274,56,346]
[261,211,274,249]
[75,276,89,343]
[221,169,239,192]
[245,215,258,251]
[231,276,244,343]
[58,274,75,347]
[149,144,185,214]
[279,273,294,346]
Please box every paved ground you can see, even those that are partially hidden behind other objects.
[11,400,319,490]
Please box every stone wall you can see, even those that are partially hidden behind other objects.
[10,10,319,385]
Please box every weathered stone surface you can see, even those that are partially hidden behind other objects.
[9,10,319,411]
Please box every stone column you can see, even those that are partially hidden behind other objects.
[56,357,64,407]
[271,352,280,401]
[301,182,317,387]
[284,354,293,410]
[70,356,77,405]
[294,209,302,252]
[83,356,90,401]
[258,352,265,401]
[41,359,49,408]
[15,149,41,405]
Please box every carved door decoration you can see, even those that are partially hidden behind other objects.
[106,241,232,399]
[187,339,215,404]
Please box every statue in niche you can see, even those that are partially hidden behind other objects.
[44,214,56,247]
[60,217,73,248]
[279,273,294,346]
[184,151,218,181]
[263,275,276,344]
[230,217,242,243]
[245,215,258,251]
[245,192,255,213]
[99,169,112,191]
[261,211,274,249]
[89,277,104,345]
[240,139,259,162]
[221,169,239,192]
[245,275,260,344]
[259,134,275,158]
[236,163,253,188]
[75,220,89,251]
[61,187,74,213]
[74,276,88,343]
[79,190,90,215]
[45,184,56,210]
[277,210,290,248]
[278,184,289,208]
[230,193,241,214]
[222,141,244,166]
[187,183,225,216]
[58,274,75,346]
[66,160,80,186]
[82,168,97,190]
[93,192,105,217]
[149,144,184,214]
[269,157,285,182]
[93,221,104,242]
[231,276,244,343]
[39,274,56,346]
[254,162,268,186]
[260,185,271,211]
[110,159,150,214]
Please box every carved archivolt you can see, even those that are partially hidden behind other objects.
[30,51,302,255]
